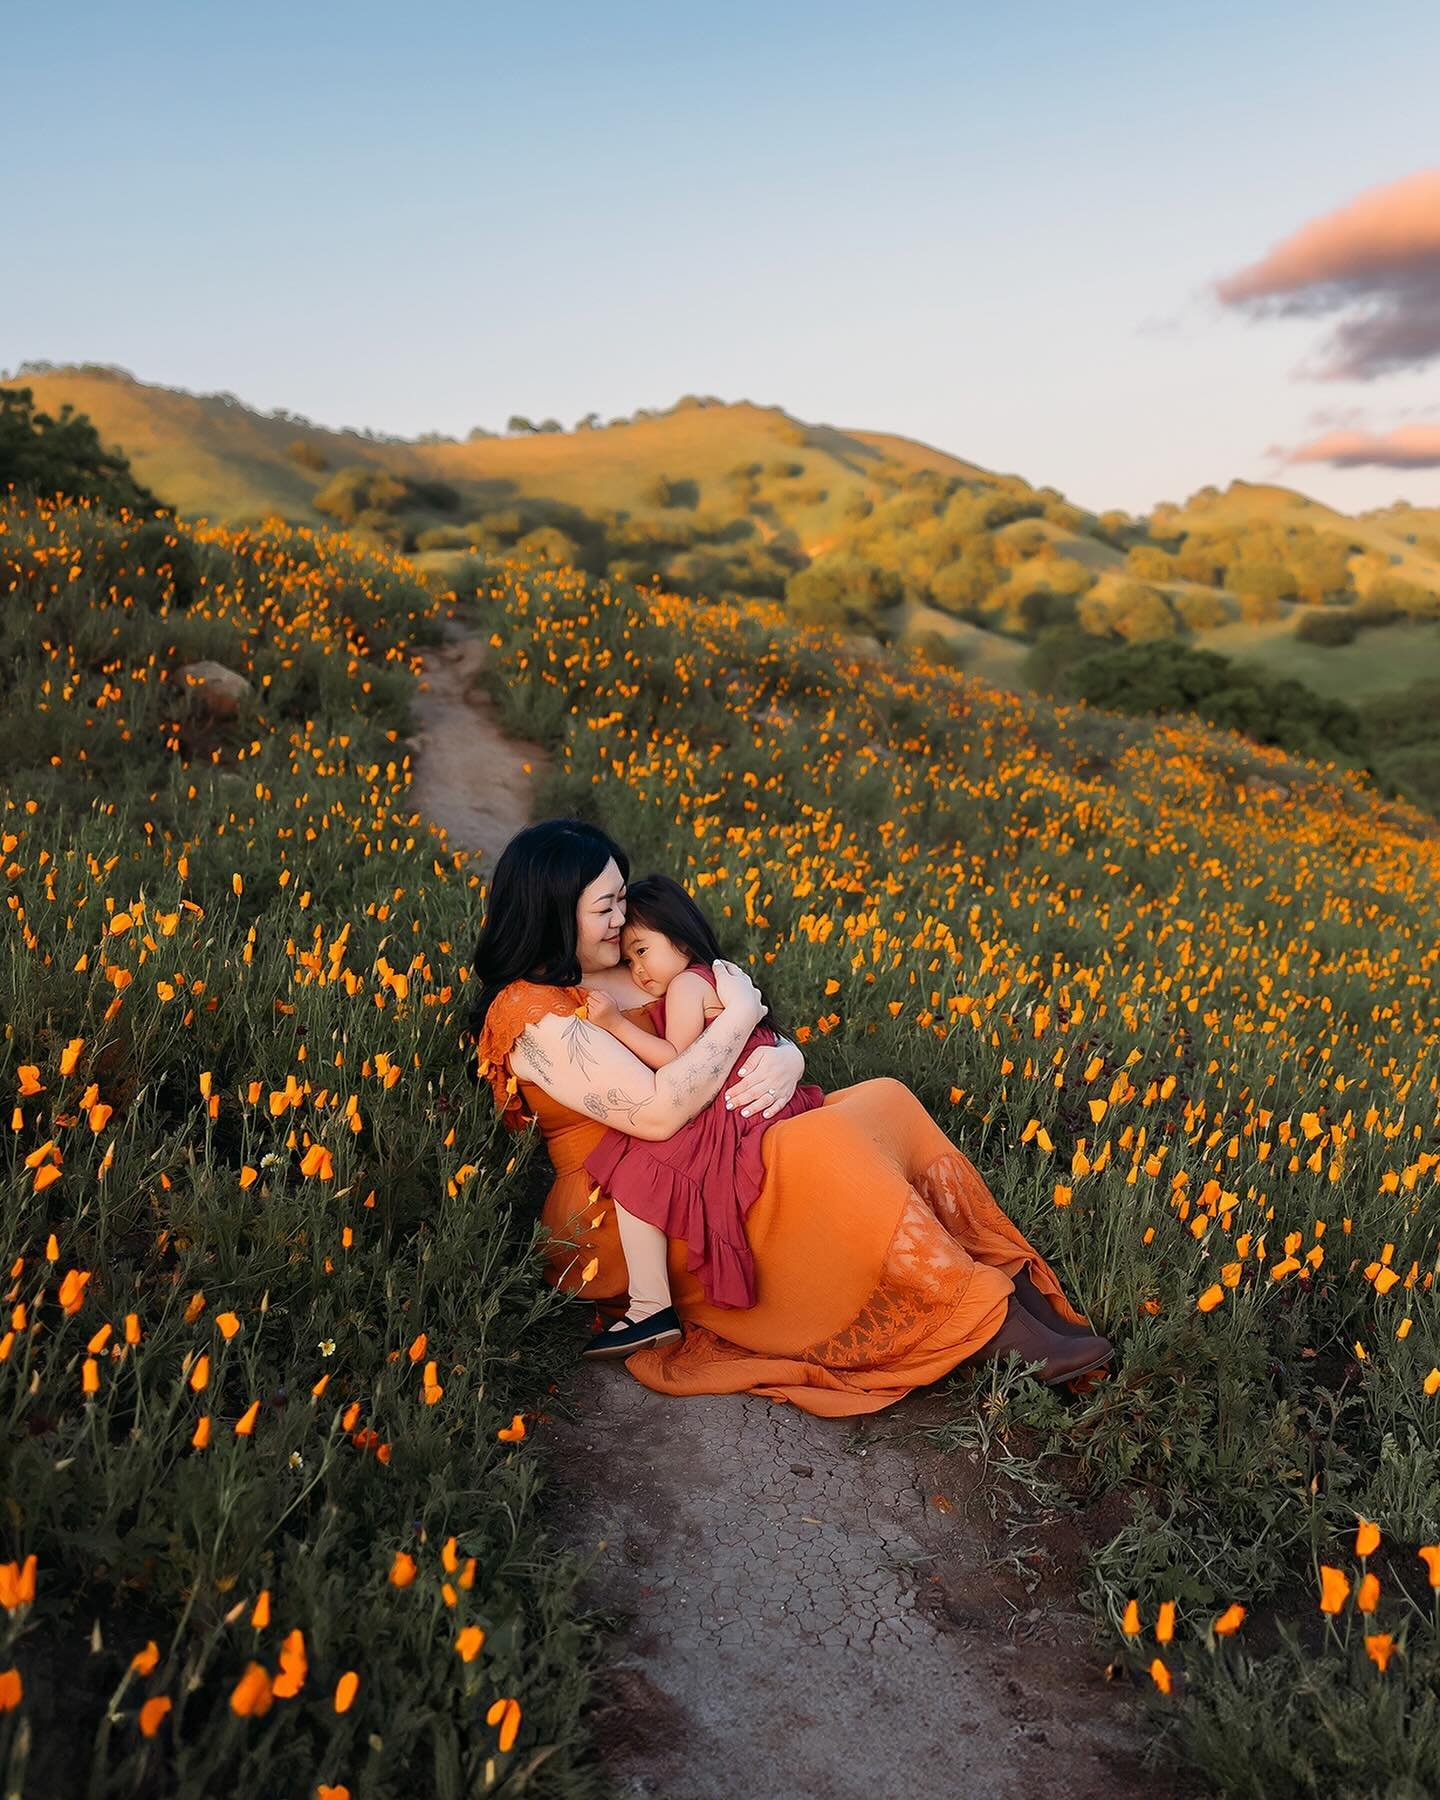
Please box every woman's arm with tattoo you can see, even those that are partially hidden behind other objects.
[509,974,765,1141]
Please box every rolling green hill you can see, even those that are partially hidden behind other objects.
[9,363,1440,708]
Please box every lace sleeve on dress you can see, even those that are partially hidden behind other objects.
[473,980,587,1131]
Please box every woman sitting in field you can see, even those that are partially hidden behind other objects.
[467,818,1111,1417]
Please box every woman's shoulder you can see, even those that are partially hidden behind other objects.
[478,980,587,1058]
[474,980,587,1132]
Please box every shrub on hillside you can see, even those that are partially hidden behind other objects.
[515,525,585,568]
[646,474,699,509]
[1295,609,1358,647]
[1287,535,1355,605]
[312,466,410,525]
[286,438,329,473]
[1110,581,1179,642]
[413,525,476,552]
[995,521,1050,566]
[1228,561,1297,606]
[786,555,902,626]
[1351,589,1402,627]
[930,540,1001,618]
[1018,589,1080,634]
[1171,589,1230,631]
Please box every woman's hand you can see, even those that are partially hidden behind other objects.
[712,958,766,1027]
[725,1038,803,1120]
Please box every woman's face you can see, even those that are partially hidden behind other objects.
[574,857,628,973]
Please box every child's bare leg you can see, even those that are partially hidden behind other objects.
[612,1203,673,1326]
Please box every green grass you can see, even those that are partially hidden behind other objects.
[1205,615,1440,700]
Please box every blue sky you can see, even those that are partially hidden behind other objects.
[5,0,1438,513]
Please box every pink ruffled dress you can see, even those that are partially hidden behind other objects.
[583,962,826,1308]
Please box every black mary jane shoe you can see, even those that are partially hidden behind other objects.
[580,1306,683,1360]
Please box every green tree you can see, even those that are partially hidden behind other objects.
[930,539,1000,617]
[313,466,410,526]
[1172,589,1230,631]
[1110,581,1178,642]
[0,385,162,513]
[786,556,902,626]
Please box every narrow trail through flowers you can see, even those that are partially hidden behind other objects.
[413,607,1149,1800]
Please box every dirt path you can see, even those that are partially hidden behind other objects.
[409,613,549,864]
[412,612,1151,1800]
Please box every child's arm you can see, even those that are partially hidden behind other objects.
[583,989,678,1069]
[660,970,725,1055]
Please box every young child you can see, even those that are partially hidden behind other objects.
[579,874,825,1358]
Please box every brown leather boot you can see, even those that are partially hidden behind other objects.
[1010,1269,1102,1340]
[967,1296,1112,1385]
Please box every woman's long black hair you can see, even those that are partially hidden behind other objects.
[624,873,788,1040]
[464,818,630,1043]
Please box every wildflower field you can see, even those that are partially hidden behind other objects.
[5,495,1440,1796]
[483,561,1440,1795]
[0,500,601,1798]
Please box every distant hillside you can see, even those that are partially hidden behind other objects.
[8,363,1440,706]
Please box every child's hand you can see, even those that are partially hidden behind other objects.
[583,988,620,1031]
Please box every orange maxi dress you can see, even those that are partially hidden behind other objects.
[476,979,1092,1418]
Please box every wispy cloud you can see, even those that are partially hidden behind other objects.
[1285,424,1440,469]
[1215,168,1440,380]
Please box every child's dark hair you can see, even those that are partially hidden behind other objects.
[625,874,788,1038]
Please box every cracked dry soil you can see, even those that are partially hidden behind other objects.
[413,606,1153,1800]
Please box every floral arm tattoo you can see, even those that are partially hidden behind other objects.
[515,1025,554,1080]
[517,1006,756,1130]
[583,1087,651,1124]
[560,1013,599,1076]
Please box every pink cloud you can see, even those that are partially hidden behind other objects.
[1285,424,1440,469]
[1215,168,1440,379]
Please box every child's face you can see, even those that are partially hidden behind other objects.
[620,922,692,995]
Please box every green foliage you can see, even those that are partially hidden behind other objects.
[1062,639,1367,760]
[1295,609,1359,647]
[1021,623,1096,695]
[0,500,606,1795]
[644,474,698,510]
[1357,675,1440,812]
[514,525,585,568]
[0,386,162,514]
[413,525,478,553]
[312,466,411,525]
[1171,589,1230,632]
[1229,561,1299,604]
[929,539,1001,618]
[785,555,902,625]
[1126,545,1176,582]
